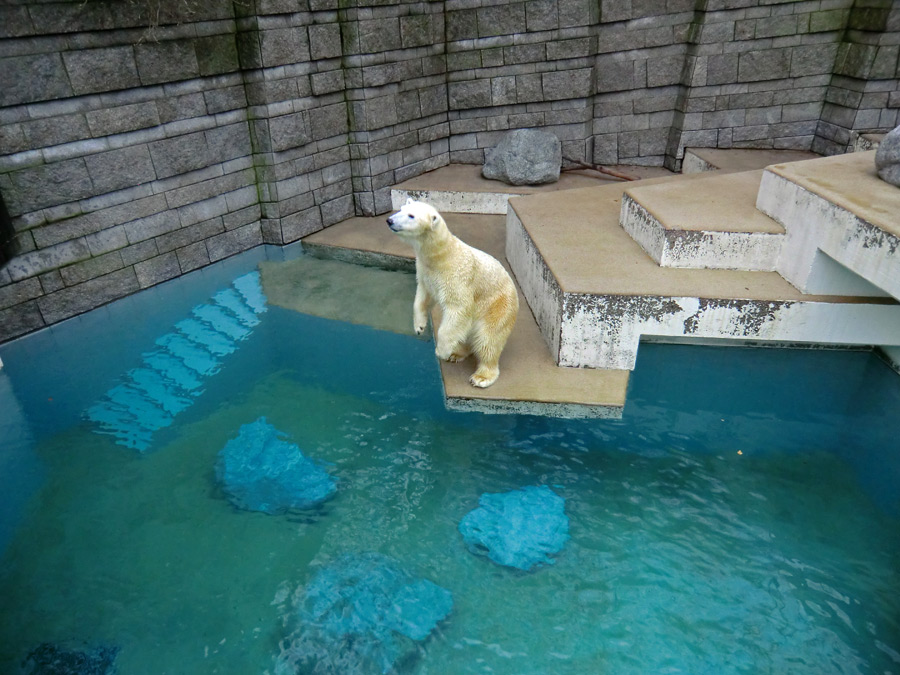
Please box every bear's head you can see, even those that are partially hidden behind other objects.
[386,198,444,239]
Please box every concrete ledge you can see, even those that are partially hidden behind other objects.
[681,147,819,174]
[620,170,784,271]
[507,177,900,370]
[391,163,670,214]
[758,151,900,300]
[303,211,630,418]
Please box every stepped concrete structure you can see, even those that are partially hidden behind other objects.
[304,147,900,416]
[3,0,900,344]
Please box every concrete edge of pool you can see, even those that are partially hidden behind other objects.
[302,149,900,418]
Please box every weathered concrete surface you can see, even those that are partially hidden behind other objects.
[851,132,885,153]
[303,212,630,417]
[681,148,819,174]
[758,151,900,300]
[391,163,668,214]
[507,176,900,370]
[620,170,784,271]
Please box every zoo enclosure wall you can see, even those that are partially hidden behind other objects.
[0,0,898,343]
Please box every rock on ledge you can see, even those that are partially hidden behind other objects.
[482,129,562,186]
[875,125,900,187]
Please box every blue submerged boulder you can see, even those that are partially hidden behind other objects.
[216,417,336,514]
[458,485,569,571]
[22,642,119,675]
[276,552,453,675]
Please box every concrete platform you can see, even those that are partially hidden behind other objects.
[620,170,784,271]
[303,212,630,418]
[682,147,819,174]
[506,178,900,370]
[391,163,671,214]
[758,150,900,300]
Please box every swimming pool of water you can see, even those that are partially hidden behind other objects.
[1,250,898,674]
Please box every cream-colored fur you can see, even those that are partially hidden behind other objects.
[387,199,518,388]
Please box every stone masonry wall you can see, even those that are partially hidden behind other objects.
[1,0,898,343]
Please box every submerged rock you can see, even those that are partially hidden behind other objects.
[22,642,119,675]
[216,417,336,514]
[875,125,900,187]
[482,128,561,185]
[275,552,453,675]
[458,485,569,571]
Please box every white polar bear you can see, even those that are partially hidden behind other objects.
[387,199,519,388]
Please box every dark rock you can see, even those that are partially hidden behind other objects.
[482,129,561,185]
[275,553,453,675]
[875,125,900,187]
[216,417,336,514]
[22,643,119,675]
[458,485,569,571]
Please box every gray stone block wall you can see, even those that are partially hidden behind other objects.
[1,0,898,343]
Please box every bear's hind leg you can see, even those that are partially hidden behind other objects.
[435,310,473,362]
[468,299,516,387]
[469,329,504,388]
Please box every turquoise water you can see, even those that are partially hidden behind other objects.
[1,252,899,674]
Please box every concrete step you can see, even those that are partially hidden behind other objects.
[757,150,900,301]
[682,147,819,174]
[390,163,670,214]
[620,170,784,271]
[850,132,885,152]
[506,178,900,371]
[302,212,630,418]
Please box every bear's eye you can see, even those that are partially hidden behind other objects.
[408,214,414,218]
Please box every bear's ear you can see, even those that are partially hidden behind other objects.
[406,197,414,206]
[431,212,440,227]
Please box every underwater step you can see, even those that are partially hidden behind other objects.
[258,254,420,337]
[174,317,237,357]
[85,272,269,452]
[210,287,262,328]
[193,303,253,340]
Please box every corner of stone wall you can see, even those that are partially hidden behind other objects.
[2,0,900,343]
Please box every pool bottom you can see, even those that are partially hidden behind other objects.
[1,334,899,674]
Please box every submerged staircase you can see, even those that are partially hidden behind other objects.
[86,271,267,451]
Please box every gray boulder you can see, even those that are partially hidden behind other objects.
[482,129,561,186]
[875,125,900,187]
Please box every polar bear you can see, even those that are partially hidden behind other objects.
[386,199,518,388]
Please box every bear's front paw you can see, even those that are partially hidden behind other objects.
[469,367,499,388]
[437,344,470,362]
